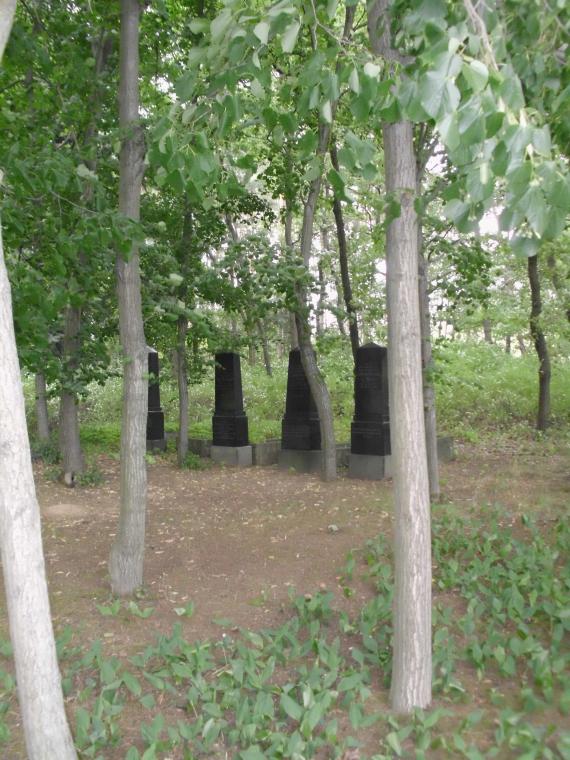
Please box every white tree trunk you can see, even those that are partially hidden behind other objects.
[109,0,148,596]
[0,1,16,60]
[383,120,432,713]
[418,246,440,500]
[35,372,50,442]
[0,227,77,758]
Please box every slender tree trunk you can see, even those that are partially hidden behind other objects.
[59,304,84,485]
[483,318,493,344]
[527,255,551,431]
[368,0,432,713]
[257,318,272,376]
[418,246,440,501]
[505,334,511,354]
[295,122,337,481]
[383,120,432,712]
[517,334,527,355]
[35,372,50,442]
[330,143,360,361]
[0,222,77,760]
[109,0,148,596]
[177,316,189,466]
[176,205,193,467]
[316,257,326,337]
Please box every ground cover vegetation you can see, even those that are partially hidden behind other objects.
[0,0,569,756]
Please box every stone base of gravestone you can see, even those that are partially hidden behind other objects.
[279,445,350,474]
[252,439,281,466]
[348,453,392,481]
[147,438,167,453]
[211,445,253,467]
[349,439,454,481]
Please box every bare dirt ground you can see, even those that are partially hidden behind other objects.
[0,435,568,757]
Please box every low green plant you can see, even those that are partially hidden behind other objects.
[181,452,211,470]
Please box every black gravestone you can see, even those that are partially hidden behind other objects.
[146,348,166,447]
[281,349,321,450]
[350,343,391,456]
[212,352,249,447]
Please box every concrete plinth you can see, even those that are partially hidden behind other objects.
[279,448,322,474]
[188,438,212,458]
[147,439,167,453]
[211,445,252,467]
[348,453,392,480]
[252,439,281,466]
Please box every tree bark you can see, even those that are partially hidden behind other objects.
[0,1,17,61]
[109,0,148,596]
[59,304,84,485]
[35,372,50,442]
[0,227,77,759]
[505,334,511,354]
[527,254,551,431]
[483,318,493,344]
[517,334,527,355]
[415,135,440,502]
[295,121,337,482]
[418,246,440,501]
[257,318,272,376]
[316,256,326,337]
[368,0,432,713]
[177,316,189,466]
[330,143,360,361]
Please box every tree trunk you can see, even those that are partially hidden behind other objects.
[35,372,50,442]
[383,118,432,714]
[0,2,17,61]
[505,334,511,354]
[177,316,189,466]
[418,246,440,501]
[368,0,431,713]
[295,123,337,482]
[330,143,360,361]
[258,318,272,376]
[109,0,148,596]
[527,254,551,431]
[0,227,77,758]
[59,303,84,485]
[316,257,326,337]
[483,318,493,344]
[517,334,527,355]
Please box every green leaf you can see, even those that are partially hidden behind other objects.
[281,21,300,53]
[363,62,380,79]
[532,127,551,157]
[348,68,360,94]
[123,671,142,697]
[511,236,540,258]
[463,60,488,92]
[240,747,266,760]
[253,21,270,45]
[189,18,209,34]
[281,693,303,721]
[321,100,333,124]
[386,731,403,756]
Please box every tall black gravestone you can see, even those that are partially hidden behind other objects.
[281,348,321,451]
[146,347,166,451]
[212,352,249,447]
[351,343,390,456]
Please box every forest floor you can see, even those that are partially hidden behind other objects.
[0,431,568,758]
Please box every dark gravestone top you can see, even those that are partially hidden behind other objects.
[212,352,249,447]
[147,347,165,444]
[351,342,391,456]
[281,349,321,451]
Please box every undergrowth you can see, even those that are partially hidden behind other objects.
[0,510,568,758]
